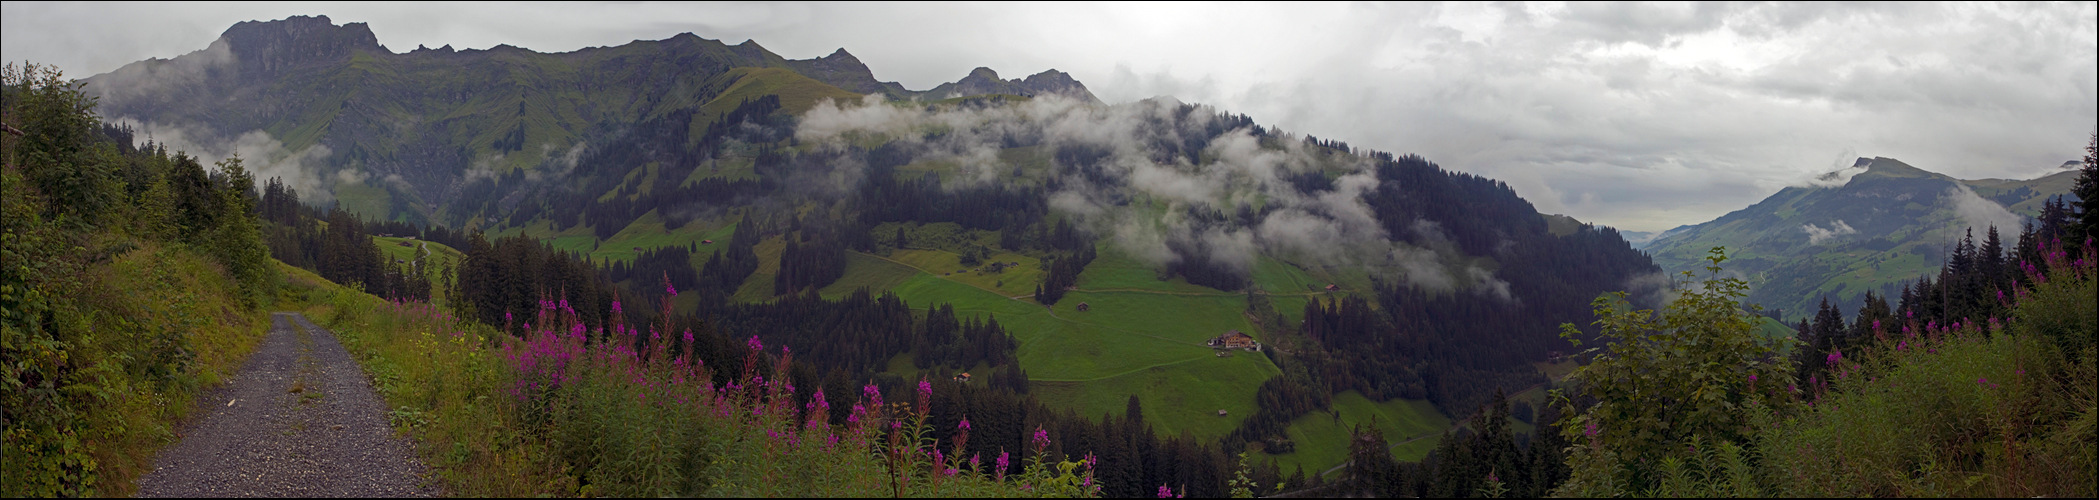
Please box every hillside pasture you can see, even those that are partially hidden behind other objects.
[850,258,1281,440]
[1257,391,1451,476]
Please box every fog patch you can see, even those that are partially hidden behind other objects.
[1944,184,2023,236]
[1801,219,1857,245]
[85,38,233,105]
[795,93,1520,297]
[114,117,336,204]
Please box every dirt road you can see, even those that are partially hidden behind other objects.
[136,312,434,497]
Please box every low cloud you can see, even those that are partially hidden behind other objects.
[1801,219,1856,245]
[1943,185,2023,236]
[116,117,337,204]
[798,94,1517,297]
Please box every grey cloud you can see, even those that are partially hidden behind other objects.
[798,94,1516,296]
[1801,220,1857,245]
[117,118,337,204]
[1944,185,2024,237]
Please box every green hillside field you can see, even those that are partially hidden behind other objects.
[1257,391,1451,478]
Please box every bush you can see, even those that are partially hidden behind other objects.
[1552,247,1796,496]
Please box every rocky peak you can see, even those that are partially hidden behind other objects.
[219,15,383,76]
[930,66,1100,104]
[785,48,908,97]
[1019,69,1097,103]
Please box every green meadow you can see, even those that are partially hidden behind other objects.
[829,251,1282,439]
[1257,391,1451,477]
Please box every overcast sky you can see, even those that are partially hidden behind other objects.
[6,1,2094,231]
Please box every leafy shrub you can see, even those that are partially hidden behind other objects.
[1552,248,1796,496]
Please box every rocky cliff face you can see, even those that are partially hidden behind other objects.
[220,15,385,77]
[921,67,1101,104]
[784,48,910,97]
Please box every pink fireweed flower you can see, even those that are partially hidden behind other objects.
[996,450,1009,481]
[1161,485,1174,498]
[958,418,972,431]
[1584,421,1599,438]
[1033,427,1051,452]
[1826,348,1843,365]
[1748,374,1758,383]
[611,300,621,314]
[748,335,763,352]
[970,453,980,473]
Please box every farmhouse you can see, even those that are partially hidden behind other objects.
[953,372,972,382]
[1075,302,1090,312]
[1325,284,1339,292]
[1207,330,1260,351]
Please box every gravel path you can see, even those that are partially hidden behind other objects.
[137,312,436,497]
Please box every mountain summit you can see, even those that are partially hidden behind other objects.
[1643,157,2074,317]
[921,66,1101,104]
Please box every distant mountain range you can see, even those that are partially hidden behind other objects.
[1641,157,2080,318]
[83,15,1097,226]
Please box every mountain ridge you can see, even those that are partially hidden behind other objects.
[1643,156,2076,318]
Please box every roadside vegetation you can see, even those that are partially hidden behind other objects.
[2,63,276,496]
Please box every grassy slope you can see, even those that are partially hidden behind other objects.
[373,236,465,307]
[53,242,272,496]
[834,251,1280,439]
[1256,391,1451,475]
[1644,159,1994,317]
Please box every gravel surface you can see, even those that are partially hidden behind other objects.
[137,312,436,497]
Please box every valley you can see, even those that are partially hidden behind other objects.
[6,6,2092,497]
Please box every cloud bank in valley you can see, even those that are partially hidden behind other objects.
[114,118,338,204]
[796,95,1514,298]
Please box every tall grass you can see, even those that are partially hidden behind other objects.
[1554,242,2096,498]
[299,269,1102,496]
[1751,241,2097,497]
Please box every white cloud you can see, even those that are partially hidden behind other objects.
[1801,220,1857,245]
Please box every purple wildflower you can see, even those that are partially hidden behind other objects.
[1748,373,1758,383]
[1160,485,1174,498]
[959,418,972,431]
[996,450,1009,481]
[1033,427,1051,452]
[1583,421,1599,438]
[918,377,933,409]
[747,335,762,352]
